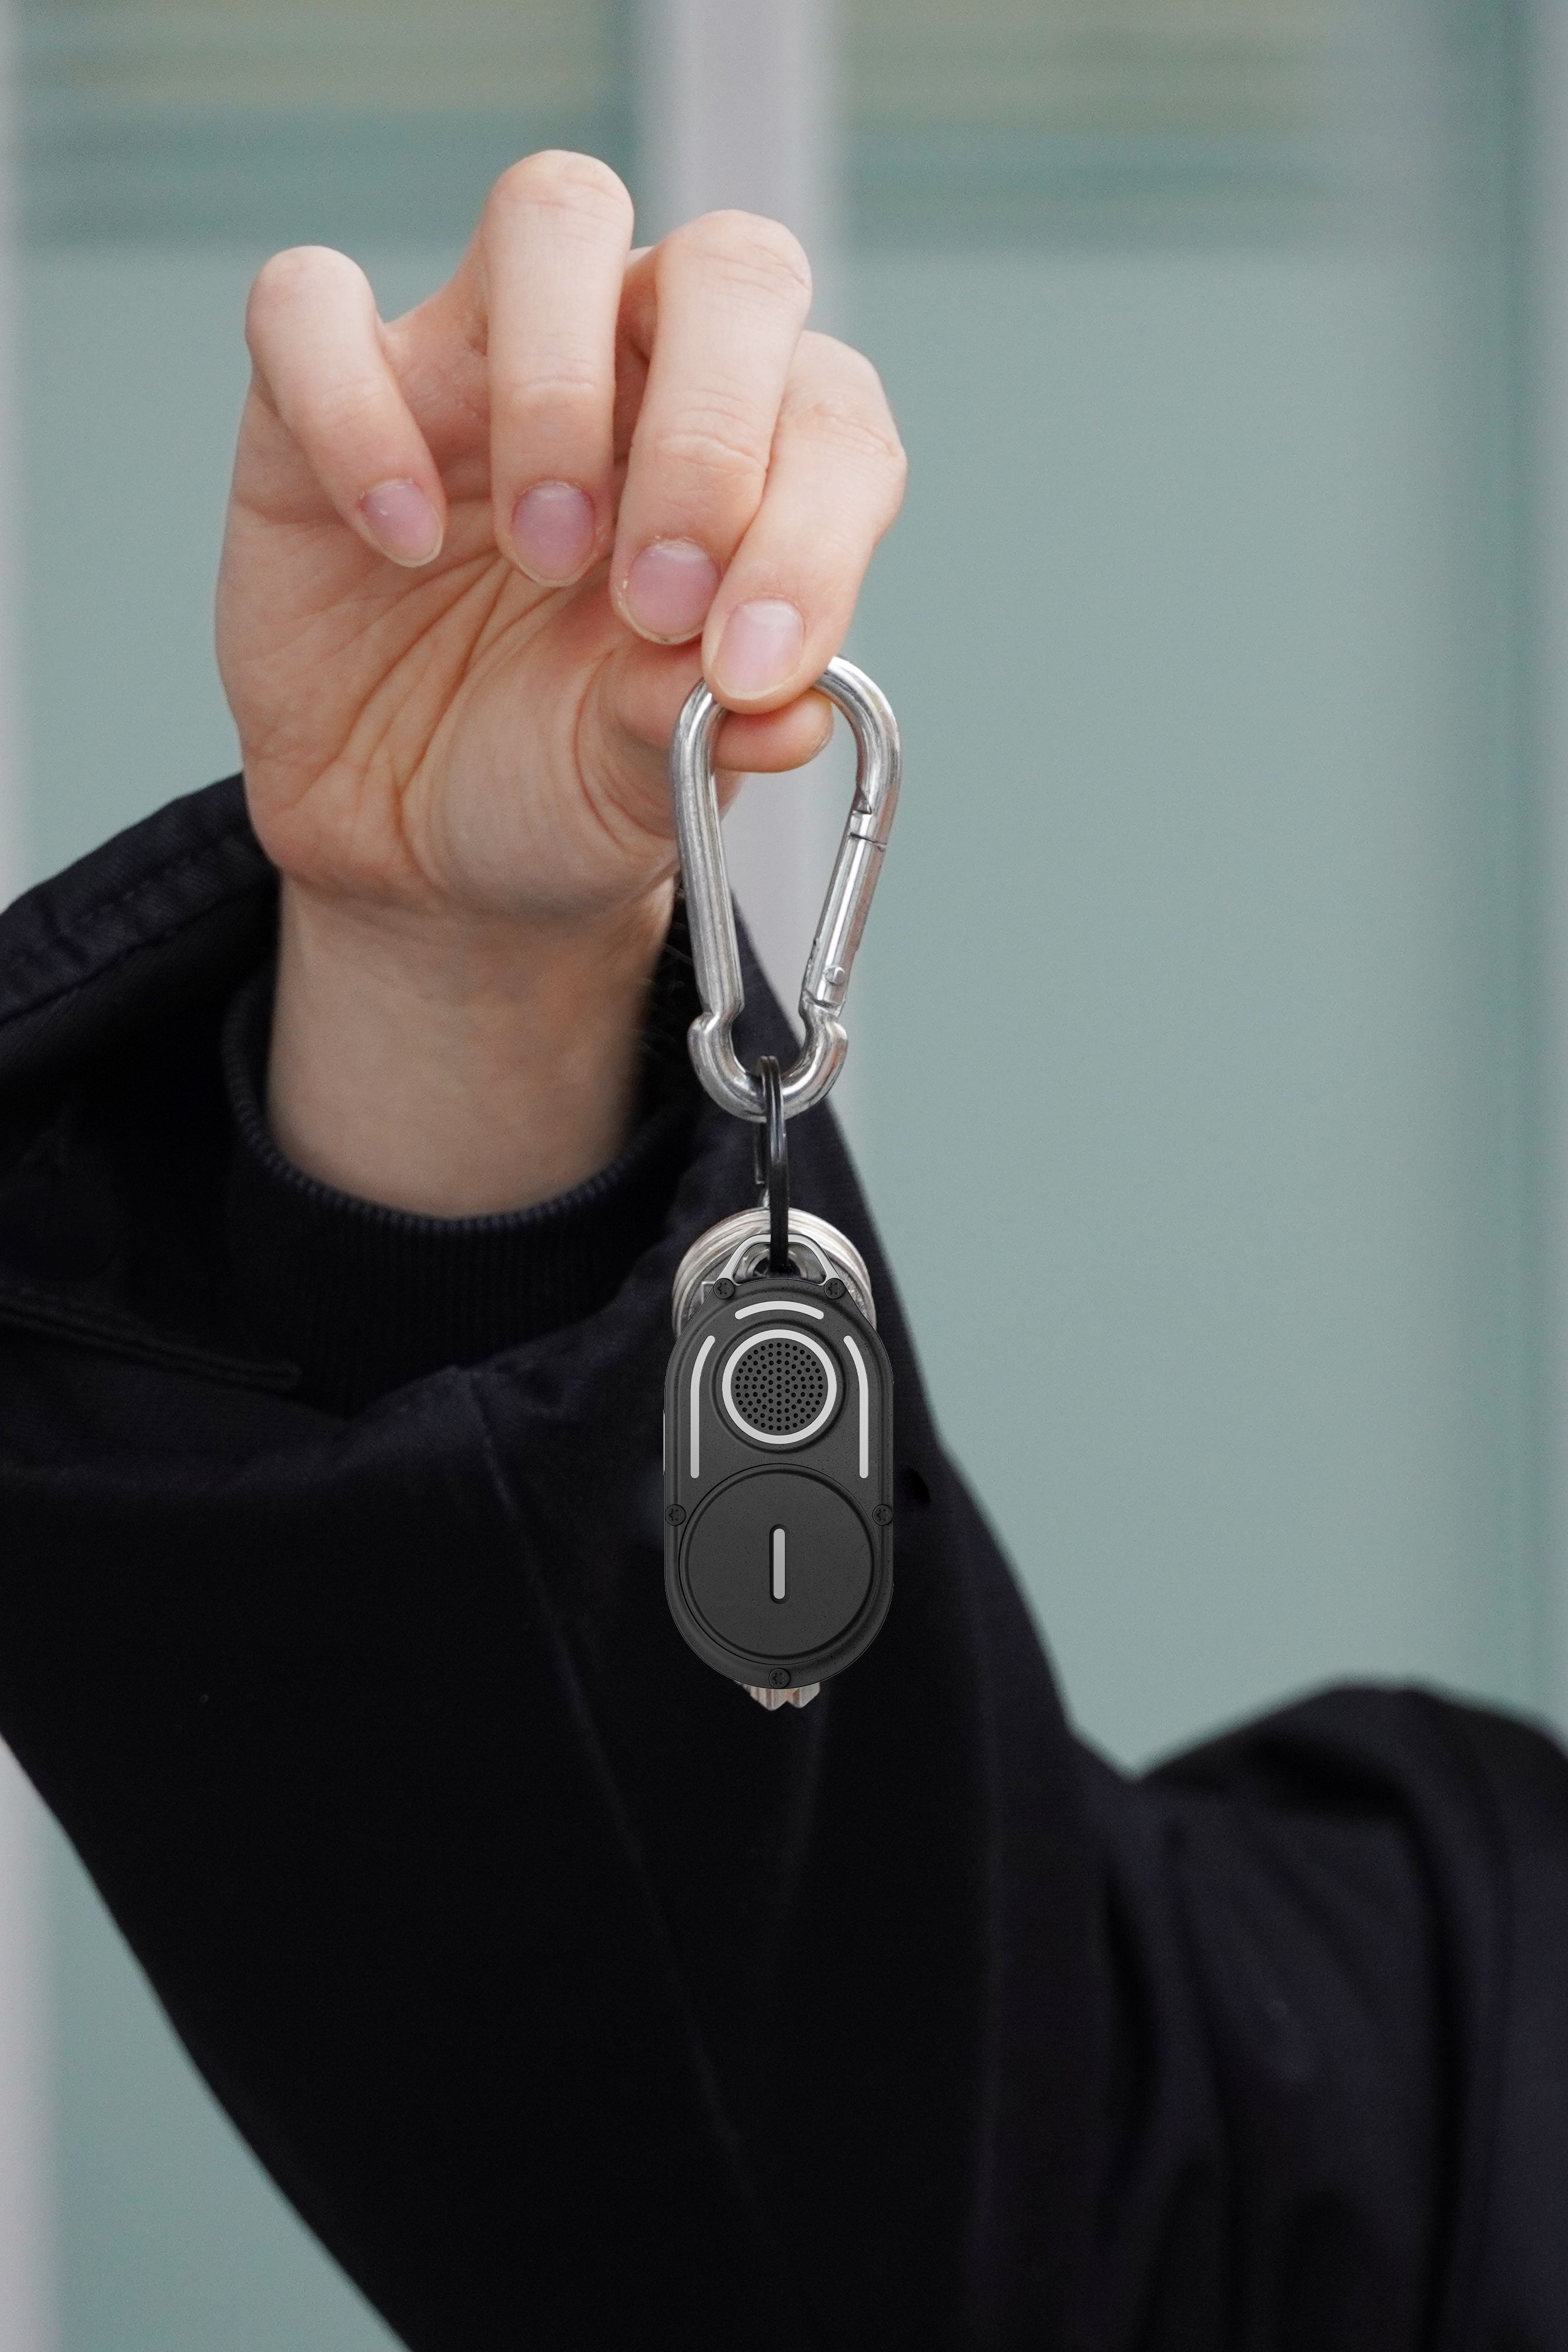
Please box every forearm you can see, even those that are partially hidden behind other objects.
[266,874,675,1218]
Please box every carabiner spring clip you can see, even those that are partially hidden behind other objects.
[670,656,901,1125]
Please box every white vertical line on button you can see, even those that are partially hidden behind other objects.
[690,1335,717,1479]
[771,1526,787,1601]
[841,1334,870,1479]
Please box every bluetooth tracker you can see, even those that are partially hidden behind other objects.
[665,1258,893,1709]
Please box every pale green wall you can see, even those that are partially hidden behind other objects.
[848,244,1537,1766]
[48,1817,397,2352]
[20,246,457,881]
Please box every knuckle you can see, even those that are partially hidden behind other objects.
[495,366,607,436]
[649,408,770,496]
[801,395,907,479]
[246,245,360,342]
[789,344,907,489]
[671,211,813,307]
[245,249,376,399]
[486,149,633,236]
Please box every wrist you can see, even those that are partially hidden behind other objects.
[267,878,676,1217]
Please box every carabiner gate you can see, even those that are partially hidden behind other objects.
[670,656,901,1122]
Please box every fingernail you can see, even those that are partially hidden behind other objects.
[624,539,720,642]
[713,599,805,700]
[511,482,596,583]
[359,480,442,566]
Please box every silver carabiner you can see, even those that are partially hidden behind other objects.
[671,655,901,1122]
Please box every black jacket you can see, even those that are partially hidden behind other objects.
[1,779,1565,2351]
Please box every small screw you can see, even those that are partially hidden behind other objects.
[825,1278,846,1299]
[874,1504,893,1525]
[716,1277,736,1299]
[667,1504,687,1526]
[770,1669,790,1688]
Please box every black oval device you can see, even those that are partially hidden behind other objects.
[664,1274,894,1705]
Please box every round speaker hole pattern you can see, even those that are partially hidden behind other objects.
[730,1336,829,1436]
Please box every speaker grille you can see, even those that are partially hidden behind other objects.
[729,1335,830,1437]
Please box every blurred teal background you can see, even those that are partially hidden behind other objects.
[12,0,1547,2343]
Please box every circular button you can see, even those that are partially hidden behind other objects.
[684,1471,872,1660]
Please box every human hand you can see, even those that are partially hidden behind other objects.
[216,151,905,1214]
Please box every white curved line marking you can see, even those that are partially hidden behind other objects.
[734,1299,824,1320]
[689,1335,717,1479]
[841,1334,870,1479]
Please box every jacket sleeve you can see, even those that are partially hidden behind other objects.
[0,779,1564,2352]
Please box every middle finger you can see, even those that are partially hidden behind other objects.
[483,150,636,586]
[613,209,813,644]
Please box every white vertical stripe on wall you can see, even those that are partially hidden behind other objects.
[0,4,55,2344]
[636,0,851,1038]
[1529,0,1568,1733]
[637,0,838,266]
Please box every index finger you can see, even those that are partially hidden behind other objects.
[701,333,907,709]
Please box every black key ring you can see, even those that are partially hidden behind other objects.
[753,1055,791,1276]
